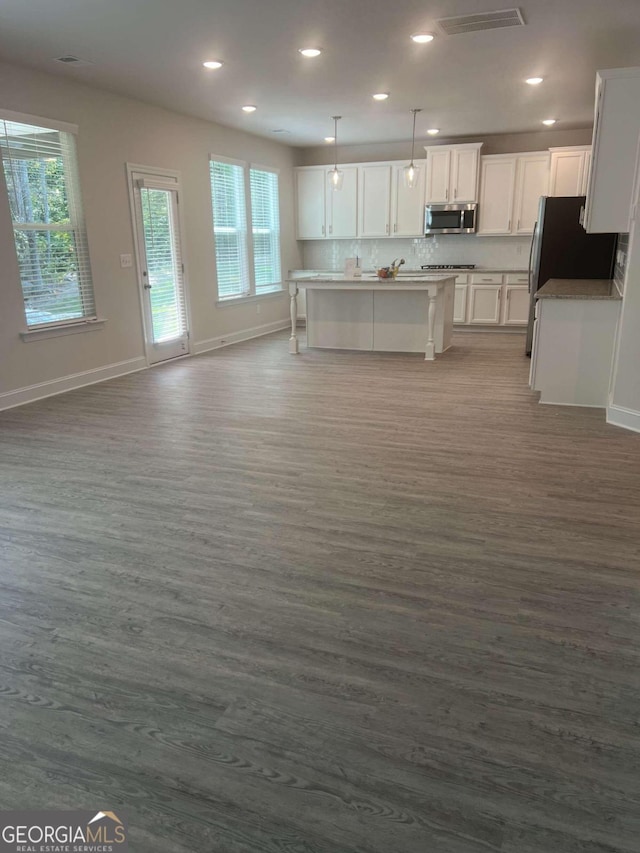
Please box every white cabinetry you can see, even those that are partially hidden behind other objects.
[477,157,516,235]
[584,68,640,233]
[424,143,482,203]
[478,153,548,236]
[454,272,529,327]
[296,168,326,239]
[296,166,358,239]
[391,161,426,236]
[549,146,591,197]
[326,167,358,238]
[358,164,392,236]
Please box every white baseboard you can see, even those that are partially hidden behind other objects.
[606,403,640,433]
[193,319,290,355]
[0,357,147,412]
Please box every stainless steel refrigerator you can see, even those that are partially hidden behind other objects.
[526,196,618,354]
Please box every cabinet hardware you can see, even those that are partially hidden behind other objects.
[508,219,511,231]
[329,225,332,234]
[445,188,449,201]
[517,219,521,230]
[322,225,325,236]
[386,224,389,234]
[454,187,457,199]
[394,223,397,233]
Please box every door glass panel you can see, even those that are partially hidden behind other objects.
[140,187,184,343]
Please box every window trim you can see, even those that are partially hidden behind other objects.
[209,153,283,302]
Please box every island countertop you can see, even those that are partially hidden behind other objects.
[536,278,622,300]
[287,273,456,289]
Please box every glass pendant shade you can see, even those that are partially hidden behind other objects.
[329,115,343,191]
[329,166,344,190]
[405,108,422,190]
[403,162,420,189]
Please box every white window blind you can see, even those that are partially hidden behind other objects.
[0,117,95,328]
[250,167,281,293]
[209,159,250,299]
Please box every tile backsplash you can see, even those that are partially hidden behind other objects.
[614,234,629,293]
[302,235,532,271]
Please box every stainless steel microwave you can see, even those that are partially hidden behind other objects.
[425,202,478,235]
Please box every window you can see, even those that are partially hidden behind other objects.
[0,112,95,328]
[209,156,281,301]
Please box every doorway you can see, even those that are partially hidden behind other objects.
[128,167,190,364]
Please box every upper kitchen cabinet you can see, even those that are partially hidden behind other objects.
[295,166,357,239]
[296,168,326,239]
[391,160,426,237]
[478,152,549,236]
[512,153,550,234]
[477,156,517,235]
[358,164,392,237]
[549,146,591,197]
[326,167,358,238]
[584,68,640,233]
[424,143,482,204]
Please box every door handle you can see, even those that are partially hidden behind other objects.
[143,284,152,290]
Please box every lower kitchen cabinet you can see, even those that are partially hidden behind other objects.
[454,273,529,327]
[502,284,530,324]
[468,284,502,324]
[454,284,468,323]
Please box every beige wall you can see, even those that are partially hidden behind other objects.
[0,60,301,400]
[296,127,594,166]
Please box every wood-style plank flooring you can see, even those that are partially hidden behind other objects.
[1,331,639,852]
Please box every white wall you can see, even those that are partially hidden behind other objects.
[0,60,301,405]
[296,128,594,167]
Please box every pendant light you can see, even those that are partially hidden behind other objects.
[404,108,422,189]
[328,116,343,191]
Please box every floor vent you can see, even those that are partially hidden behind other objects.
[437,8,525,36]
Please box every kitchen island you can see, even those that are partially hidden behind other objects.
[287,274,456,361]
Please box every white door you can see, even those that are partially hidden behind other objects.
[549,150,586,197]
[513,154,549,234]
[477,157,517,235]
[451,148,479,202]
[296,169,326,239]
[131,173,190,364]
[502,285,530,324]
[358,165,392,237]
[392,161,426,236]
[326,167,358,238]
[425,148,451,203]
[468,284,502,324]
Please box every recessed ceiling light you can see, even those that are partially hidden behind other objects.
[324,136,335,142]
[373,93,389,101]
[203,60,223,69]
[426,128,440,135]
[242,105,257,113]
[526,76,543,85]
[411,32,435,43]
[299,48,322,58]
[542,118,556,125]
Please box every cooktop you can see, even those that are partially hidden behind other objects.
[421,264,476,270]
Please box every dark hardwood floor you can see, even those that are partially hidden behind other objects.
[1,331,639,852]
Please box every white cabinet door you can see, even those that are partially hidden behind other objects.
[581,149,592,196]
[392,161,426,236]
[358,165,392,237]
[452,147,479,203]
[549,150,587,197]
[296,169,326,239]
[502,285,530,325]
[327,167,358,238]
[468,284,502,324]
[454,284,468,323]
[477,157,517,235]
[425,148,451,203]
[513,153,549,235]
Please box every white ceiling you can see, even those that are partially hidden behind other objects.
[0,0,639,147]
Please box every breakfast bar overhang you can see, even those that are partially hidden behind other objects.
[287,275,456,360]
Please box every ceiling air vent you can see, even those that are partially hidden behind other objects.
[54,55,94,67]
[437,8,525,36]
